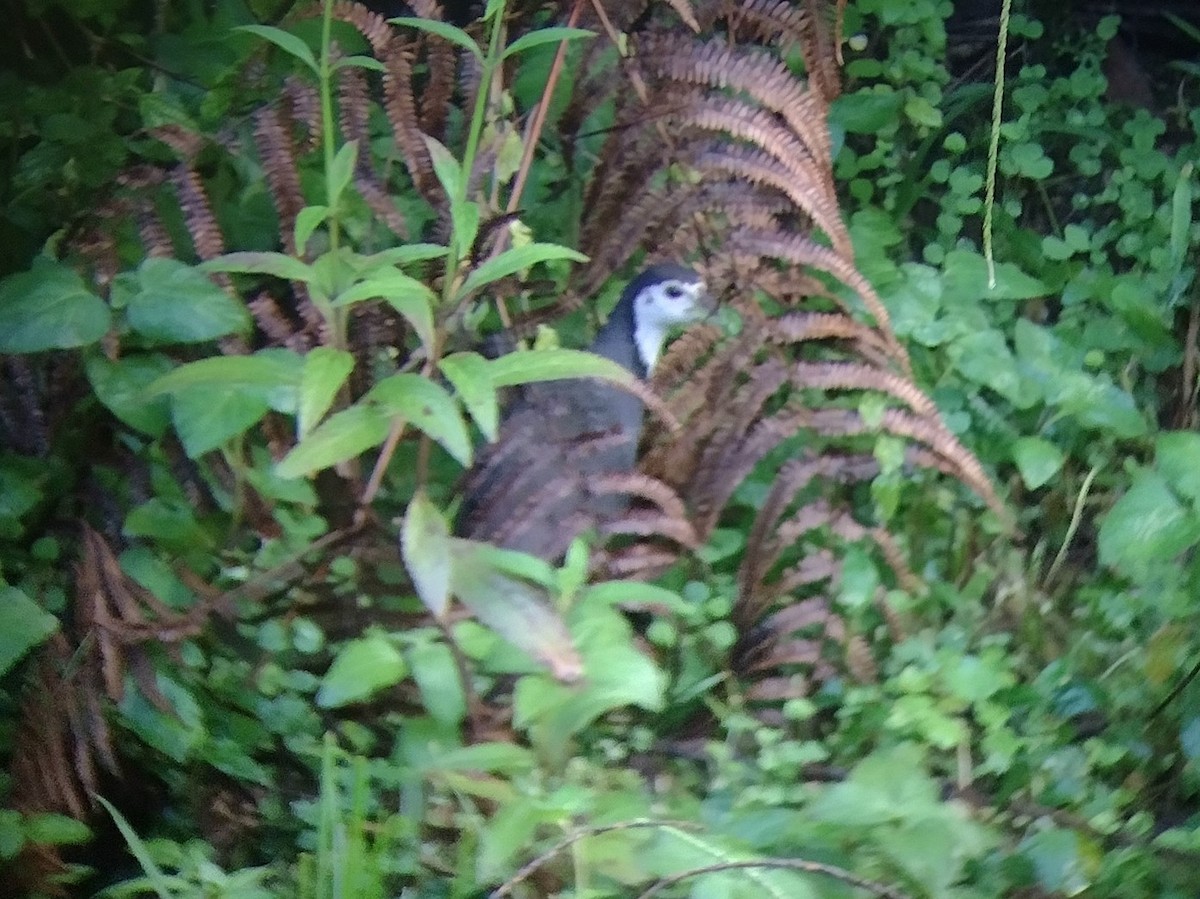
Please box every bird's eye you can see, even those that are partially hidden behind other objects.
[664,284,685,299]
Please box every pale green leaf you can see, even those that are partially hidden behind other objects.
[367,373,472,466]
[407,638,465,726]
[488,347,634,390]
[1011,436,1065,490]
[402,492,452,619]
[458,243,588,299]
[199,251,315,283]
[327,139,358,208]
[502,26,595,59]
[332,271,436,351]
[1099,471,1200,577]
[294,205,330,255]
[298,347,354,437]
[316,633,408,707]
[389,16,483,59]
[148,350,303,398]
[276,403,390,478]
[331,54,387,73]
[235,24,318,72]
[439,351,498,440]
[1157,431,1200,504]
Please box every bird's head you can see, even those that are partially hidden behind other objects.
[623,263,713,372]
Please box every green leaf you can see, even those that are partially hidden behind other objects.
[294,205,330,255]
[171,387,270,457]
[488,347,635,390]
[85,353,174,437]
[458,243,588,299]
[95,796,173,893]
[830,88,903,134]
[331,54,387,73]
[439,351,499,440]
[0,587,59,678]
[449,539,583,683]
[235,24,318,72]
[424,136,464,201]
[407,638,465,726]
[389,16,483,59]
[298,347,354,438]
[942,249,1048,303]
[450,197,481,261]
[402,492,452,619]
[1011,436,1065,490]
[1099,471,1200,578]
[1157,431,1200,504]
[24,813,91,846]
[316,632,408,707]
[332,271,436,352]
[367,373,472,467]
[0,259,111,352]
[1171,164,1194,275]
[502,27,594,59]
[327,140,358,208]
[126,258,250,343]
[148,350,303,399]
[199,251,315,283]
[275,403,390,479]
[364,244,449,267]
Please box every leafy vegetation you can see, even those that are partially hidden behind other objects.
[3,0,1200,897]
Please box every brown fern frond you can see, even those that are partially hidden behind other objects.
[337,61,371,148]
[171,165,226,262]
[354,169,410,239]
[253,101,306,255]
[728,228,909,367]
[790,361,941,419]
[637,36,834,170]
[330,0,436,199]
[282,76,322,151]
[844,633,878,683]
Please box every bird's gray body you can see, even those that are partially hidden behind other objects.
[455,264,708,558]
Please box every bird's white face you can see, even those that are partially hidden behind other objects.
[632,276,710,371]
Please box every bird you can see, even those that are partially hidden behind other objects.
[454,263,712,560]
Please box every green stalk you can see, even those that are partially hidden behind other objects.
[318,0,348,349]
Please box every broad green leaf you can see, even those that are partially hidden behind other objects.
[830,88,904,134]
[402,492,452,619]
[126,258,250,343]
[0,587,59,678]
[171,386,270,457]
[389,17,483,59]
[439,351,498,440]
[118,672,206,762]
[502,26,594,59]
[1099,471,1200,577]
[1157,431,1200,505]
[235,24,318,72]
[450,197,481,262]
[947,330,1035,407]
[0,260,111,352]
[148,350,303,398]
[1020,827,1096,894]
[942,248,1048,303]
[407,638,465,726]
[1011,436,1065,490]
[449,539,582,683]
[581,581,694,616]
[367,373,472,467]
[488,347,635,390]
[316,633,408,707]
[332,271,436,351]
[24,814,91,846]
[298,347,354,437]
[327,139,358,208]
[294,205,330,255]
[199,251,315,283]
[275,403,390,478]
[458,243,588,299]
[85,353,174,436]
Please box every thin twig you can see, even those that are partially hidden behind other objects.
[636,859,911,899]
[1044,463,1100,586]
[490,819,700,897]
